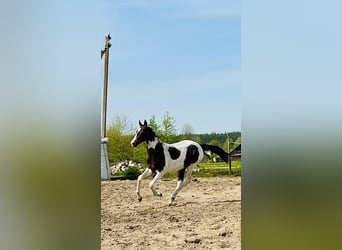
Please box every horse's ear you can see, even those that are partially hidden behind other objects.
[139,120,143,126]
[143,120,147,126]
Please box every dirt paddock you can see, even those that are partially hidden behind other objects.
[101,177,241,249]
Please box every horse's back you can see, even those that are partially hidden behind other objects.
[169,140,200,149]
[167,140,204,164]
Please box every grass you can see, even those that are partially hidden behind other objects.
[166,161,241,179]
[111,161,241,180]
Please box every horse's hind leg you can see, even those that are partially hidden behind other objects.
[169,166,195,205]
[169,169,185,204]
[136,168,152,202]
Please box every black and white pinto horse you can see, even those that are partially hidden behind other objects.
[131,120,228,205]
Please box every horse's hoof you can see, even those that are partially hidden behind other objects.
[138,197,142,202]
[168,197,175,206]
[168,201,175,206]
[158,192,163,197]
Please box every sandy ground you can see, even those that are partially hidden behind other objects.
[101,177,241,249]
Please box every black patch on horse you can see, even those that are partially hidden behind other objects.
[178,169,186,181]
[184,144,199,168]
[147,142,165,173]
[137,126,156,145]
[168,147,181,160]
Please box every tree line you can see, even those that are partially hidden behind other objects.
[106,113,241,166]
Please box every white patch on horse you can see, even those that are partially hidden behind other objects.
[163,140,204,174]
[130,127,141,146]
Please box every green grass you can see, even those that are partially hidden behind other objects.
[165,161,241,179]
[111,161,241,180]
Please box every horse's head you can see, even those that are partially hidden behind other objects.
[130,120,156,147]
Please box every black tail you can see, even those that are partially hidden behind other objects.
[200,144,228,163]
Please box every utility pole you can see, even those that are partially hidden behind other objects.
[101,34,111,138]
[101,34,111,180]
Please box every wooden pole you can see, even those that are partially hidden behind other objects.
[228,133,232,175]
[101,34,111,138]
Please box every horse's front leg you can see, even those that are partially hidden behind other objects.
[136,168,152,202]
[149,171,165,197]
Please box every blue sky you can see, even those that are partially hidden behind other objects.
[1,0,239,138]
[104,0,240,134]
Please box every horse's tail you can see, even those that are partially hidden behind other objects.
[200,144,228,163]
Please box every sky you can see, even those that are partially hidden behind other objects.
[103,0,241,134]
[0,0,240,135]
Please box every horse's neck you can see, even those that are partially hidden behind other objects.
[146,137,160,149]
[146,137,163,172]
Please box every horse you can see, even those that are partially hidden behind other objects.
[130,120,229,205]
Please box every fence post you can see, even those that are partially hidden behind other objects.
[228,133,232,175]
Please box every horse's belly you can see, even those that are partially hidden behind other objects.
[164,160,185,173]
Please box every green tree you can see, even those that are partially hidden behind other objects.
[182,123,194,136]
[131,144,147,166]
[106,115,134,164]
[223,137,229,152]
[180,123,200,142]
[231,136,241,153]
[149,115,160,133]
[208,139,220,146]
[235,136,241,145]
[181,123,194,139]
[109,115,134,135]
[159,111,177,143]
[223,134,241,153]
[107,128,133,164]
